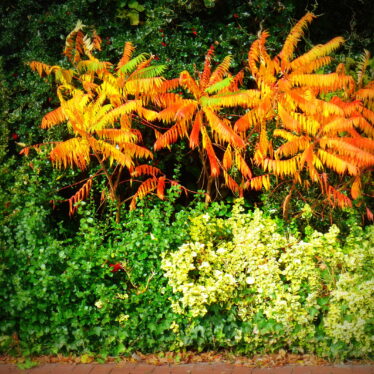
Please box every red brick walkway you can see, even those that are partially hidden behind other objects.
[0,363,373,374]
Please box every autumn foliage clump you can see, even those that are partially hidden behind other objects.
[26,14,374,221]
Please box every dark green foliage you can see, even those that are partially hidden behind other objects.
[0,179,233,355]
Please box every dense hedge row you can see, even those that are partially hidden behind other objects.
[0,0,373,361]
[1,180,373,358]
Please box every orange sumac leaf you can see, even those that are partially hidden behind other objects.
[366,207,374,221]
[117,42,135,70]
[202,129,220,177]
[223,146,233,170]
[154,122,188,151]
[157,176,166,200]
[50,138,90,170]
[131,165,162,177]
[179,71,200,99]
[223,171,240,194]
[129,177,158,210]
[189,111,202,149]
[326,185,352,208]
[204,107,245,148]
[68,178,92,215]
[279,12,315,61]
[29,61,52,77]
[235,152,252,179]
[351,176,362,200]
[41,107,67,129]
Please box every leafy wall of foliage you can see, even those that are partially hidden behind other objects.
[0,0,373,361]
[1,193,373,359]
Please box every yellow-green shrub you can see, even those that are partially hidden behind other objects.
[323,225,374,356]
[161,201,374,356]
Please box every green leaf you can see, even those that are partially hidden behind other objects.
[203,0,215,8]
[119,54,148,74]
[204,77,233,94]
[128,10,140,26]
[17,359,38,370]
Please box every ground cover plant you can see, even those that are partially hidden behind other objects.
[0,6,373,363]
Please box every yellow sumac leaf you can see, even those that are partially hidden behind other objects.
[50,138,90,170]
[263,157,299,177]
[245,175,271,191]
[290,37,344,70]
[223,146,233,170]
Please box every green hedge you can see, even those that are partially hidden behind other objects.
[1,190,373,359]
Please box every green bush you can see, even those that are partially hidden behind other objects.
[0,187,233,356]
[1,192,372,359]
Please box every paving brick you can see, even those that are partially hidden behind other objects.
[110,363,136,374]
[272,367,294,374]
[252,367,293,374]
[327,366,353,374]
[231,366,253,374]
[192,362,221,374]
[89,364,115,374]
[250,368,272,374]
[260,367,294,374]
[110,368,132,374]
[351,366,374,374]
[0,365,22,374]
[293,366,317,374]
[1,362,373,374]
[190,363,225,374]
[132,364,155,374]
[169,364,195,374]
[44,364,78,374]
[71,364,96,373]
[208,363,234,374]
[311,366,335,374]
[27,364,58,374]
[152,366,171,374]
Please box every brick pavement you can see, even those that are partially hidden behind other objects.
[0,363,373,374]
